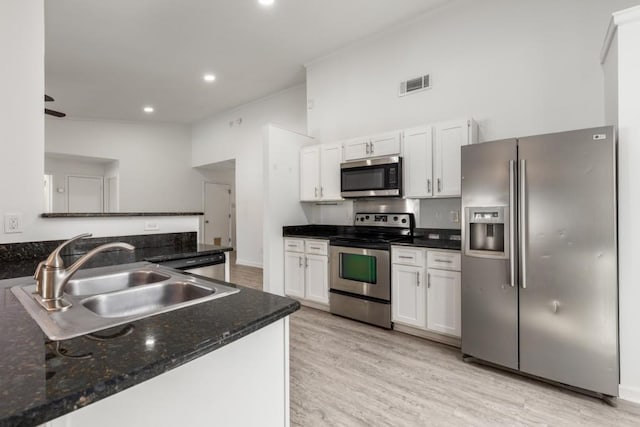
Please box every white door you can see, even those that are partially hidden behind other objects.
[403,126,434,198]
[433,120,469,197]
[67,175,103,213]
[427,268,461,337]
[284,252,305,298]
[391,264,426,328]
[343,138,370,161]
[319,143,342,201]
[370,131,401,158]
[204,183,231,246]
[305,254,329,304]
[300,146,320,201]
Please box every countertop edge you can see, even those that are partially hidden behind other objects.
[2,296,300,427]
[41,212,204,218]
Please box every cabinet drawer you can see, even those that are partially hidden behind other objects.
[305,239,328,256]
[392,246,426,267]
[427,251,461,271]
[284,238,305,253]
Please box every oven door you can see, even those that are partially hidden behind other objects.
[330,246,390,301]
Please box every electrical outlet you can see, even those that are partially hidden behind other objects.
[4,213,24,233]
[144,222,160,231]
[450,210,460,223]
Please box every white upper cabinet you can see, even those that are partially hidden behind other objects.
[343,138,370,161]
[370,132,402,158]
[300,143,343,202]
[432,119,478,197]
[403,126,434,198]
[319,143,343,200]
[404,119,477,199]
[343,132,402,161]
[300,146,320,201]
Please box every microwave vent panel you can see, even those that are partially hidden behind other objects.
[399,74,431,96]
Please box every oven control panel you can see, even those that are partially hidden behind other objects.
[354,213,413,229]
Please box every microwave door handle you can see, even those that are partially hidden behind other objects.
[509,160,517,288]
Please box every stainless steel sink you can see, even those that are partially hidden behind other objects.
[83,282,214,318]
[11,262,239,340]
[66,270,171,296]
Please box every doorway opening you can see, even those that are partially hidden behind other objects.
[197,159,236,250]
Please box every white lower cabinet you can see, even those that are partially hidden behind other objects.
[284,251,305,299]
[426,268,461,337]
[392,264,426,328]
[392,246,461,339]
[284,238,329,306]
[305,254,329,304]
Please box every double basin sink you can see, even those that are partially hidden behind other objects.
[12,262,239,340]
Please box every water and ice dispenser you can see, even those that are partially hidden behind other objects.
[465,207,508,259]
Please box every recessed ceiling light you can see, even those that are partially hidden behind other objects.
[143,106,154,113]
[258,0,274,6]
[203,74,216,82]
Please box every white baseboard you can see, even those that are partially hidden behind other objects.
[619,384,640,404]
[235,258,263,269]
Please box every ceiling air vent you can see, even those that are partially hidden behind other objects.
[399,74,431,97]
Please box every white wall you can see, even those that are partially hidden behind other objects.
[0,4,199,244]
[263,125,314,295]
[45,155,114,213]
[0,0,45,244]
[306,0,640,143]
[605,5,640,403]
[46,118,203,212]
[191,85,307,267]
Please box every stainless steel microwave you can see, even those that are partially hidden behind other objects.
[340,156,402,198]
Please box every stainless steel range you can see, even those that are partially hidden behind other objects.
[329,213,414,328]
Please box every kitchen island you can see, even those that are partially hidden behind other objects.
[0,266,299,426]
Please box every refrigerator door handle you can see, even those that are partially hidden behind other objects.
[509,160,517,288]
[519,159,527,289]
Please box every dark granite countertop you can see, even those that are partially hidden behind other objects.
[41,212,203,218]
[283,224,461,251]
[0,264,299,426]
[0,242,232,281]
[144,244,232,263]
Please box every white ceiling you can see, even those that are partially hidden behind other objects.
[45,0,450,124]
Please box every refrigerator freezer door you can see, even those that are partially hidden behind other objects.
[461,139,519,370]
[518,126,618,396]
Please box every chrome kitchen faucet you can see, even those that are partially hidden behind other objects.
[33,233,135,311]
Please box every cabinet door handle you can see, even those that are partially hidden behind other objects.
[320,187,324,198]
[298,256,302,267]
[370,141,374,155]
[427,179,432,193]
[437,178,442,193]
[365,142,370,155]
[309,246,321,250]
[427,272,431,288]
[398,255,414,259]
[314,187,318,198]
[435,259,452,263]
[416,272,420,287]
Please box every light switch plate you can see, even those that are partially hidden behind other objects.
[4,213,24,233]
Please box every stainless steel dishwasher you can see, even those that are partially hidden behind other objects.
[158,252,226,281]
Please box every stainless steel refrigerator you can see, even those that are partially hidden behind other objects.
[460,126,618,397]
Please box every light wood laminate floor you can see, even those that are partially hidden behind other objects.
[228,256,640,426]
